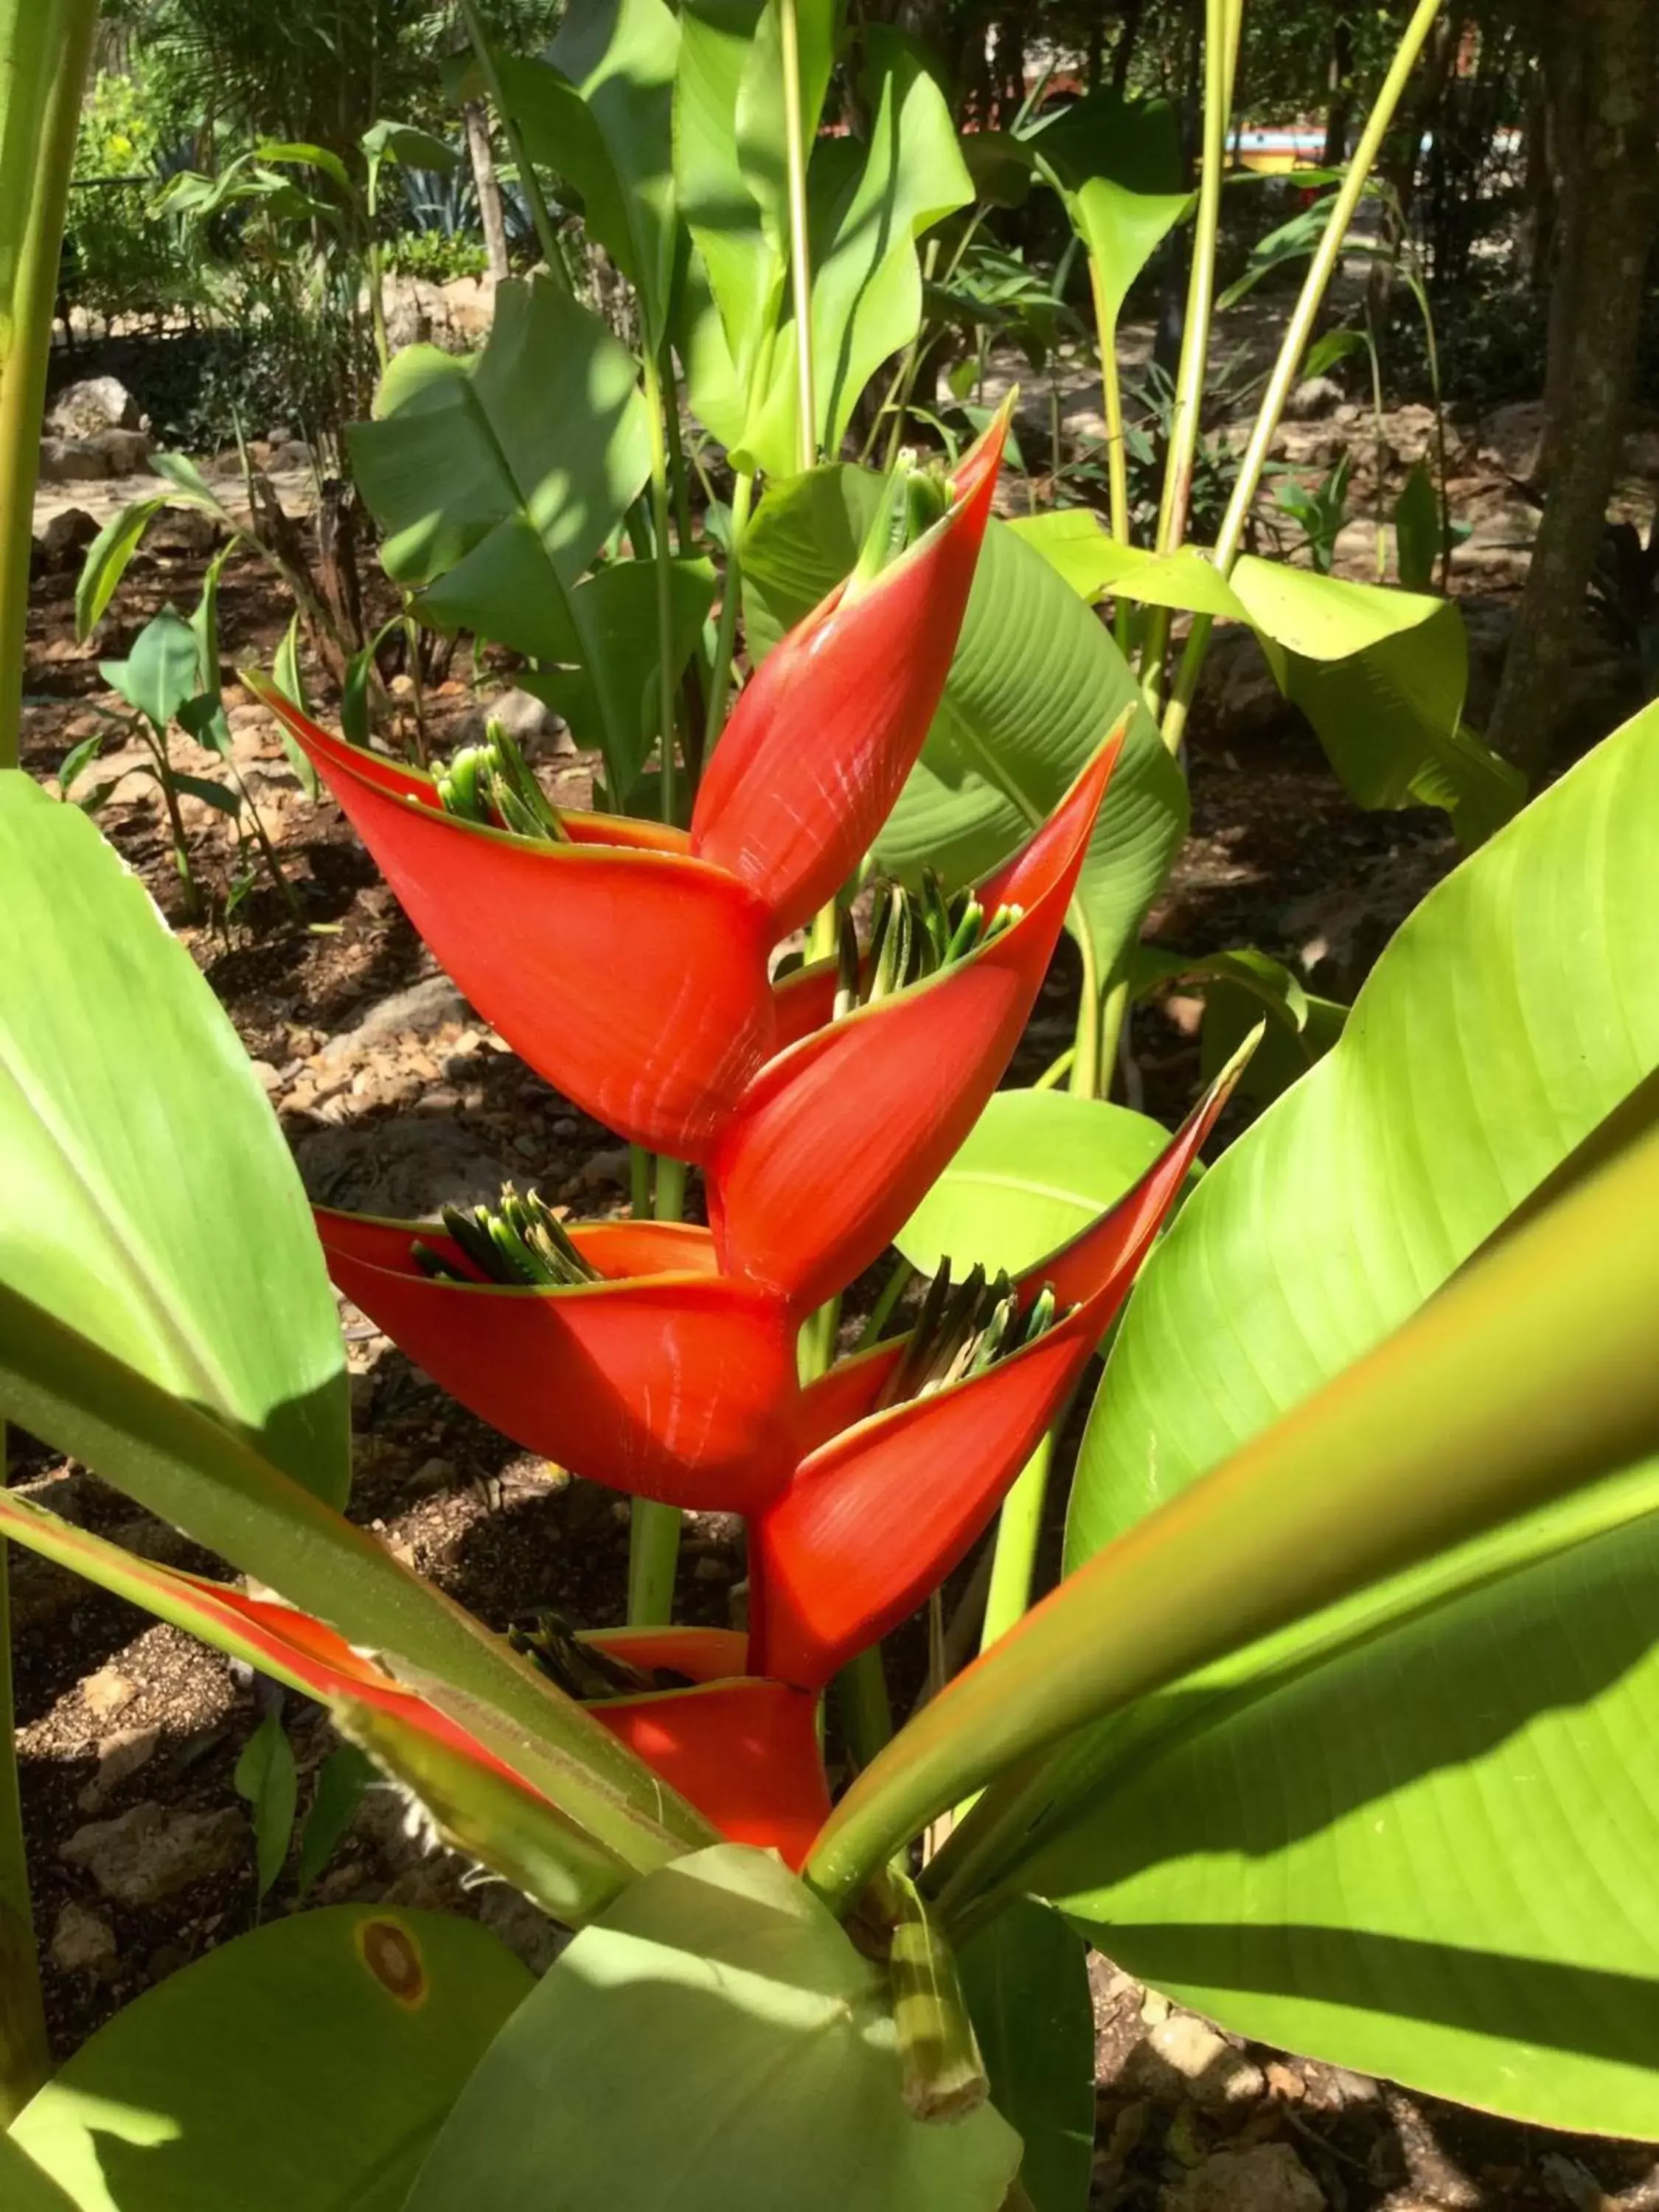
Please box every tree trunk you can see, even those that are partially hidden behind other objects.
[1487,0,1659,777]
[1110,0,1143,94]
[464,98,510,285]
[1323,14,1355,168]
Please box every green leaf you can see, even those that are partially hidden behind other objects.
[1071,700,1659,1558]
[897,1089,1179,1282]
[186,549,232,754]
[1012,520,1246,618]
[1394,457,1440,591]
[257,138,355,198]
[742,467,1188,995]
[1046,538,1525,845]
[742,32,973,476]
[499,0,680,345]
[10,1907,531,2210]
[404,1845,1020,2212]
[509,556,717,789]
[990,701,1659,2134]
[0,2134,74,2211]
[269,615,321,799]
[295,1745,375,1899]
[234,1710,298,1898]
[0,773,347,1503]
[75,495,170,640]
[1030,88,1190,342]
[361,119,457,174]
[349,276,653,786]
[170,768,240,817]
[675,0,837,419]
[100,609,201,734]
[959,1902,1094,2212]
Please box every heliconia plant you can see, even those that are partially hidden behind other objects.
[4,500,1659,2208]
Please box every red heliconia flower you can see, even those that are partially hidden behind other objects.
[746,1065,1245,1691]
[315,1212,802,1513]
[247,411,1009,1165]
[312,737,1121,1506]
[583,1628,830,1871]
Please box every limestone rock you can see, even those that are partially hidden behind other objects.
[1161,2143,1326,2212]
[46,375,141,439]
[1284,375,1343,420]
[1129,2011,1266,2109]
[49,1901,118,1977]
[77,1723,162,1814]
[83,1663,139,1721]
[317,975,471,1067]
[60,1801,246,1907]
[91,426,153,476]
[38,438,112,484]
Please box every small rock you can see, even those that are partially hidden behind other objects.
[83,1663,138,1721]
[77,1723,162,1813]
[1161,2143,1326,2212]
[148,507,220,557]
[49,1901,117,1977]
[35,506,101,568]
[318,976,471,1068]
[461,686,572,760]
[92,426,153,476]
[248,1060,284,1096]
[38,437,111,484]
[1283,374,1343,420]
[410,1456,454,1496]
[60,1801,246,1907]
[580,1146,632,1192]
[1264,2061,1305,2103]
[46,375,141,438]
[692,1555,733,1584]
[1129,2011,1266,2109]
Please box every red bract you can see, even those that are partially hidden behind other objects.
[316,1212,802,1512]
[584,1630,830,1871]
[708,730,1123,1315]
[747,1068,1244,1690]
[247,411,1006,1164]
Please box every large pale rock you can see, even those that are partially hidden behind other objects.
[46,375,141,438]
[1127,2011,1266,2109]
[91,425,153,476]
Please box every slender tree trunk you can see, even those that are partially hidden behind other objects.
[463,97,510,283]
[1488,0,1659,776]
[1110,0,1144,94]
[1323,14,1355,167]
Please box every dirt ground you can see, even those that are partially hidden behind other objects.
[10,372,1659,2210]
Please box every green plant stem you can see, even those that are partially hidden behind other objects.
[1066,919,1104,1100]
[1088,260,1130,556]
[0,1542,45,2125]
[853,1256,914,1351]
[881,238,942,470]
[627,1154,688,1625]
[1160,0,1444,754]
[458,0,568,291]
[1141,0,1237,714]
[979,1433,1054,1653]
[706,470,754,751]
[779,0,816,470]
[0,0,98,2115]
[0,0,98,770]
[639,346,681,826]
[835,1646,894,1770]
